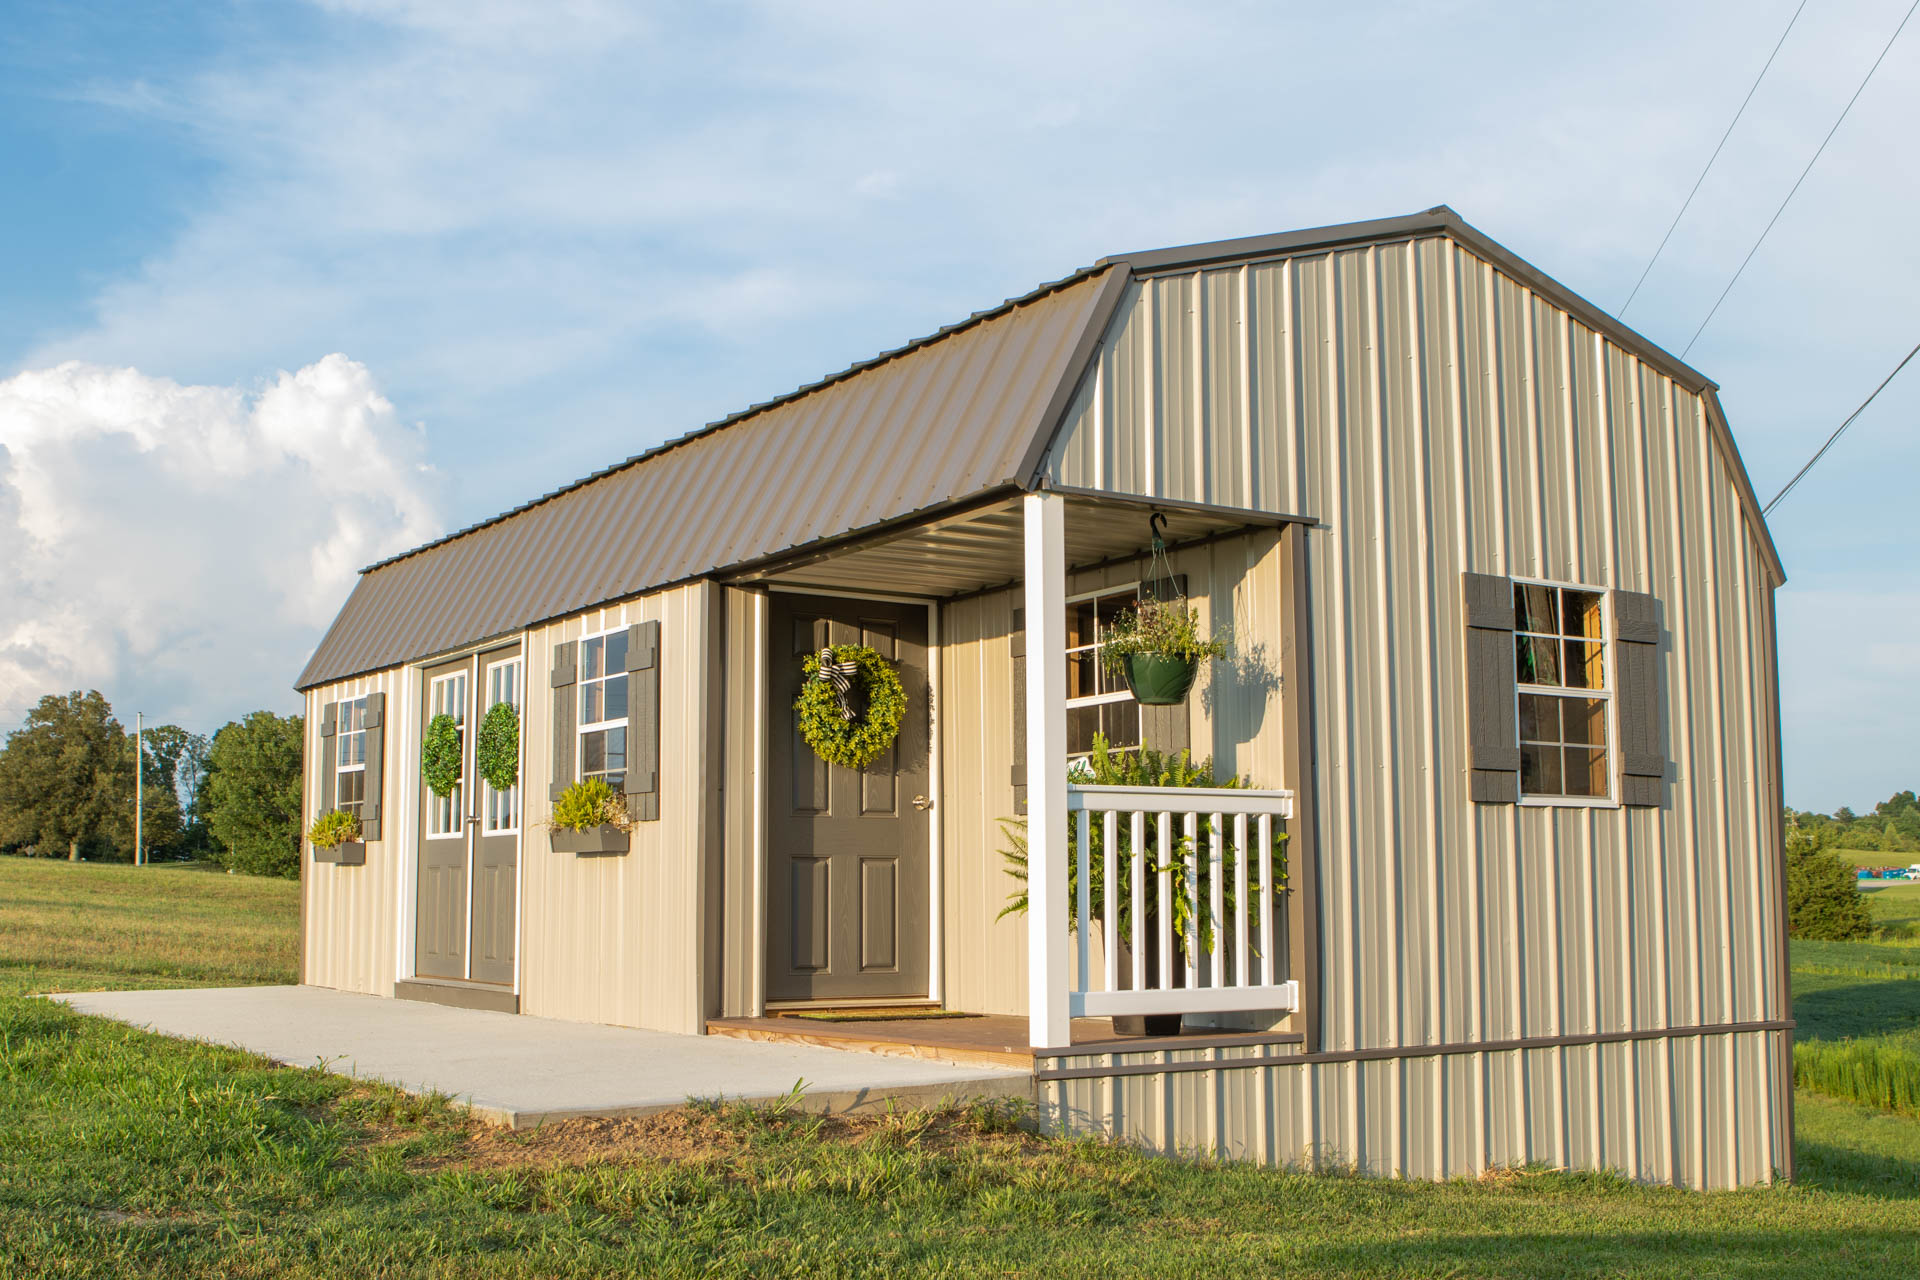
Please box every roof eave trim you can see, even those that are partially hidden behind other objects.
[1011,264,1135,490]
[1701,389,1788,588]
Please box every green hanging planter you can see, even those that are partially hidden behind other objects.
[1121,653,1201,706]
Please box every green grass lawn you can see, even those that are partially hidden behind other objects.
[3,857,1920,1277]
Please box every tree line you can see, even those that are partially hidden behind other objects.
[1787,789,1920,854]
[0,690,303,878]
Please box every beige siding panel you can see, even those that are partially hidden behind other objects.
[719,586,762,1017]
[1042,232,1786,1185]
[518,579,717,1034]
[301,667,406,997]
[1040,1029,1784,1189]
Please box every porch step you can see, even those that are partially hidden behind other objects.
[706,1015,1038,1072]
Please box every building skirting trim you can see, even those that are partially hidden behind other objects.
[395,977,519,1015]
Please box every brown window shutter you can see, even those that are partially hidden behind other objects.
[318,701,337,816]
[361,692,385,840]
[550,641,577,802]
[1010,606,1027,816]
[625,620,661,822]
[1612,590,1664,807]
[1462,572,1520,803]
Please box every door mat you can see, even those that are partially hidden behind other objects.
[788,1010,982,1023]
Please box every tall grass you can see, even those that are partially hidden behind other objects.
[1795,1038,1920,1116]
[1790,884,1920,1116]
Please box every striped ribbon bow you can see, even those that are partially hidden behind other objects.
[812,647,860,721]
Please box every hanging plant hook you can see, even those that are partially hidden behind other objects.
[1148,510,1169,552]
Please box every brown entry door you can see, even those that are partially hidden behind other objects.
[767,594,930,1002]
[416,647,523,986]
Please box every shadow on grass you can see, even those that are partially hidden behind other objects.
[1793,978,1920,1041]
[1298,1228,1920,1278]
[1795,1134,1920,1199]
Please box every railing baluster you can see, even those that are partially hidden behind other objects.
[1209,813,1225,989]
[1233,812,1249,987]
[1157,812,1173,991]
[1129,810,1145,993]
[1184,812,1200,992]
[1101,810,1117,994]
[1259,812,1276,987]
[1075,811,1090,996]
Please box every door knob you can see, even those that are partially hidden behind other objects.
[911,795,933,811]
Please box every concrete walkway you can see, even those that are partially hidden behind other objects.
[53,985,1029,1128]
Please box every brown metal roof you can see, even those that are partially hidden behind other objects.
[297,266,1121,688]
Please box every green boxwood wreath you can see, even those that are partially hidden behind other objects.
[476,702,520,791]
[421,712,462,797]
[797,645,906,771]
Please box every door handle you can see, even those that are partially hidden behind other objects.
[911,795,933,811]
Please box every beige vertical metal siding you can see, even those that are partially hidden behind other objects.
[1043,234,1787,1185]
[720,585,763,1018]
[518,579,718,1034]
[301,668,406,997]
[937,530,1293,1018]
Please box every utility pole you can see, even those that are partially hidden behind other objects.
[135,711,143,867]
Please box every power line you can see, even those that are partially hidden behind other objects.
[1683,0,1920,358]
[1620,0,1808,317]
[1765,336,1920,515]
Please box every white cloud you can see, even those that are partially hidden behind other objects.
[0,356,440,731]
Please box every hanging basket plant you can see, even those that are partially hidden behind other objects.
[1101,514,1228,707]
[796,644,907,771]
[421,712,462,797]
[476,702,520,791]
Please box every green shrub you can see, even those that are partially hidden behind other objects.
[549,779,626,833]
[306,808,361,849]
[1788,826,1874,940]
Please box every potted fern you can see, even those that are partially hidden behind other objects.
[308,808,365,865]
[1101,597,1228,706]
[547,778,631,855]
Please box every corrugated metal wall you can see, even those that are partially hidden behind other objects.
[301,668,409,997]
[720,586,763,1018]
[938,529,1293,1018]
[1042,234,1787,1185]
[1037,1028,1783,1190]
[519,579,719,1033]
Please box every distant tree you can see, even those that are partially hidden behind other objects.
[201,711,304,878]
[1785,827,1874,941]
[0,691,133,861]
[138,724,211,860]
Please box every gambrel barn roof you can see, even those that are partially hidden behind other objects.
[298,207,1782,690]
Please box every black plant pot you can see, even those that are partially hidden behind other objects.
[1106,927,1187,1038]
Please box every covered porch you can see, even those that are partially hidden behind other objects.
[719,485,1319,1053]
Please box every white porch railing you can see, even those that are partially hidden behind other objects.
[1067,783,1297,1019]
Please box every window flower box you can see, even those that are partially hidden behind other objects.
[312,840,366,866]
[550,824,629,856]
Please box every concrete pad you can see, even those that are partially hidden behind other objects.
[52,985,1031,1129]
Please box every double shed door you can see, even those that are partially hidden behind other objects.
[767,595,930,1002]
[416,647,524,986]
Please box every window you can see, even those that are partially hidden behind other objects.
[1065,586,1142,757]
[335,697,367,820]
[1514,581,1611,801]
[427,671,467,837]
[579,630,628,790]
[482,658,522,833]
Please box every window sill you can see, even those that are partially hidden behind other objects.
[1518,795,1620,810]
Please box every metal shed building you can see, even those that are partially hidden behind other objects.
[296,206,1790,1188]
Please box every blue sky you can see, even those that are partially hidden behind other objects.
[1,0,1915,811]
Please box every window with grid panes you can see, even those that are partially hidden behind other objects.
[1065,587,1142,757]
[1513,581,1612,800]
[578,630,628,790]
[335,697,367,820]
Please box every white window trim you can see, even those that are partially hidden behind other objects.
[335,695,367,815]
[1064,580,1145,755]
[482,657,523,835]
[425,670,468,840]
[1512,575,1619,810]
[577,626,630,786]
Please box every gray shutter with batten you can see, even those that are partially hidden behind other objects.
[1138,574,1190,759]
[550,641,577,802]
[625,620,662,822]
[1010,607,1027,816]
[1462,572,1520,803]
[317,701,338,817]
[360,692,385,840]
[1612,590,1664,808]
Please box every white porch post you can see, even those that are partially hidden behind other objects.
[1024,491,1071,1049]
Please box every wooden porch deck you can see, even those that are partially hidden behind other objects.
[705,1012,1286,1072]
